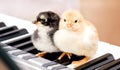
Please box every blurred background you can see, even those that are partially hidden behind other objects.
[0,0,120,46]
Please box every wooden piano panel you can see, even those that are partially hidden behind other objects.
[80,0,120,46]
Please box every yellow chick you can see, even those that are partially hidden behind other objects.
[54,10,99,68]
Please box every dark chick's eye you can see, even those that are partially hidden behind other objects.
[64,19,66,22]
[74,20,78,23]
[41,18,47,23]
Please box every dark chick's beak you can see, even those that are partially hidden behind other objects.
[32,20,38,24]
[32,20,41,26]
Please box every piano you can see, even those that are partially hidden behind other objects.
[0,13,120,70]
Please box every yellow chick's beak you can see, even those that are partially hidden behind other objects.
[67,23,73,28]
[32,21,41,27]
[66,23,79,32]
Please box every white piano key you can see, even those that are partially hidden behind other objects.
[52,65,73,70]
[12,51,27,56]
[67,64,74,69]
[60,68,74,70]
[2,47,47,70]
[3,46,17,51]
[7,49,27,56]
[93,41,120,60]
[48,64,73,70]
[2,45,11,48]
[7,49,21,54]
[47,64,61,70]
[0,13,37,34]
[22,54,37,60]
[17,53,32,59]
[10,54,46,70]
[28,57,51,66]
[43,62,58,67]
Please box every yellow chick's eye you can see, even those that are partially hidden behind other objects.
[64,19,66,22]
[74,20,78,23]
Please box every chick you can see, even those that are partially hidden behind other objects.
[31,11,60,57]
[54,10,99,68]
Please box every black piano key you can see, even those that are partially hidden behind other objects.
[0,26,17,35]
[40,53,85,67]
[57,59,72,66]
[17,42,33,51]
[75,53,114,70]
[54,56,72,66]
[0,29,22,37]
[98,58,120,70]
[9,39,39,54]
[54,54,85,66]
[109,64,120,70]
[13,41,32,48]
[0,28,28,41]
[0,22,6,27]
[26,48,40,54]
[6,35,31,46]
[42,52,62,61]
[12,41,34,52]
[23,46,35,52]
[43,58,73,70]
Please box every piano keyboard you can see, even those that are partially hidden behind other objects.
[0,13,120,70]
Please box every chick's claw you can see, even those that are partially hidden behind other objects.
[58,52,72,60]
[67,53,72,59]
[36,52,47,57]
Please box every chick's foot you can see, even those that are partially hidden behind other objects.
[58,52,72,60]
[36,52,47,57]
[72,56,90,68]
